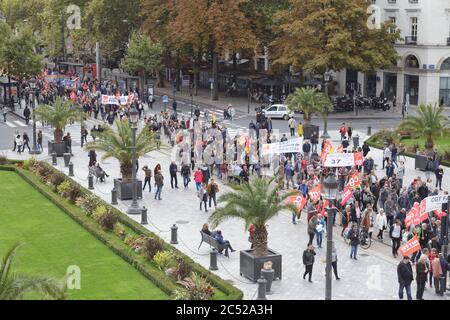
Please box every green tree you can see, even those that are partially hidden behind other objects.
[0,243,67,300]
[286,87,331,124]
[209,178,297,257]
[398,104,449,152]
[271,0,400,75]
[34,97,80,143]
[121,32,163,94]
[85,120,158,180]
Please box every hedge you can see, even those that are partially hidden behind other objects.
[1,163,243,300]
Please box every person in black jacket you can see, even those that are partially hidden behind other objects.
[169,161,178,189]
[397,256,414,300]
[435,166,444,190]
[347,224,360,260]
[302,245,316,283]
[362,142,371,157]
[23,106,31,124]
[181,163,191,188]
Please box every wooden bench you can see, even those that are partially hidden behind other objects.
[198,231,229,257]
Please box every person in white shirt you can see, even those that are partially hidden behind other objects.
[375,209,388,241]
[390,219,403,258]
[288,117,297,137]
[383,146,391,169]
[15,134,23,155]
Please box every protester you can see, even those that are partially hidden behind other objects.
[302,244,316,283]
[397,256,414,300]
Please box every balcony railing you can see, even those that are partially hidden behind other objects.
[405,36,417,45]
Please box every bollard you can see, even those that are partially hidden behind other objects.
[209,248,218,271]
[68,162,74,177]
[256,276,267,300]
[170,224,178,244]
[141,206,148,225]
[261,267,275,294]
[88,174,94,190]
[353,134,360,149]
[63,153,71,167]
[367,126,372,136]
[51,152,57,165]
[111,188,118,205]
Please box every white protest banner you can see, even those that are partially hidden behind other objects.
[324,153,355,167]
[102,94,134,106]
[420,195,448,214]
[261,138,303,155]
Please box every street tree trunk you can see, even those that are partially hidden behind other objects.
[54,128,63,143]
[120,161,132,181]
[194,51,201,96]
[253,225,268,258]
[212,51,219,101]
[156,69,165,88]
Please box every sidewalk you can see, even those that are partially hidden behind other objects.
[3,128,448,300]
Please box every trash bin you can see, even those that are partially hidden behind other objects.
[352,135,360,149]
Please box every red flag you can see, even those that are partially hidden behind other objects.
[399,236,421,257]
[434,210,447,219]
[70,90,77,102]
[354,152,363,166]
[340,187,353,206]
[308,184,321,202]
[321,140,333,163]
[287,195,307,213]
[405,202,421,228]
[346,172,361,190]
[83,81,87,91]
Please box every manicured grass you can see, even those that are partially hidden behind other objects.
[401,136,450,154]
[0,171,168,300]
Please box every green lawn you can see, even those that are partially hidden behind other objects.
[401,136,450,154]
[0,171,168,300]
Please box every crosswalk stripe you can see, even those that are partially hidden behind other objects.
[5,121,15,128]
[14,120,27,127]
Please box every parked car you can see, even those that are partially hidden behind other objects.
[262,104,290,120]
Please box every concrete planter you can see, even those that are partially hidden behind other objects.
[239,249,282,282]
[414,155,428,171]
[114,178,142,201]
[303,124,319,140]
[48,141,66,156]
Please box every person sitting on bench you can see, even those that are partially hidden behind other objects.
[201,223,212,236]
[95,163,109,182]
[213,230,236,257]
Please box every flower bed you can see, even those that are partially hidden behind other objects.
[1,159,242,300]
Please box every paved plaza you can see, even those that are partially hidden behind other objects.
[2,121,448,300]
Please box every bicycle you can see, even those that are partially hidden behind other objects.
[343,224,372,249]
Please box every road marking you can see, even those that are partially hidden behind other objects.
[14,120,27,127]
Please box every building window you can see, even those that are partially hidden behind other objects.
[441,57,450,70]
[439,77,450,107]
[405,55,419,68]
[388,0,396,3]
[410,17,418,41]
[409,0,418,3]
[389,17,396,34]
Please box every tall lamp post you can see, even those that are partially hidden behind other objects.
[127,104,141,215]
[321,71,331,139]
[29,78,41,155]
[441,195,450,260]
[322,174,339,300]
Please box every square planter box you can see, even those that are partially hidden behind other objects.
[303,124,319,140]
[240,249,282,283]
[48,141,66,157]
[414,155,428,171]
[114,178,142,201]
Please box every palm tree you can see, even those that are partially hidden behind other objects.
[398,104,449,152]
[209,178,298,257]
[34,97,81,143]
[0,243,67,300]
[85,119,158,180]
[285,87,331,125]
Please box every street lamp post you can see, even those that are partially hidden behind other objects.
[190,91,194,118]
[321,71,331,139]
[29,79,41,155]
[321,174,339,300]
[441,195,450,259]
[247,86,251,114]
[127,104,141,215]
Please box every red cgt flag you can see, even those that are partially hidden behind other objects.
[308,184,321,202]
[405,202,421,228]
[287,194,307,213]
[340,186,353,206]
[346,172,361,190]
[398,236,421,257]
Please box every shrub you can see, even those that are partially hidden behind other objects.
[50,173,66,191]
[0,155,7,165]
[68,184,82,204]
[76,194,101,216]
[113,222,126,238]
[38,165,53,182]
[153,251,175,271]
[174,273,215,300]
[142,237,165,260]
[92,205,108,221]
[23,156,37,170]
[98,210,118,231]
[57,180,72,197]
[167,256,193,281]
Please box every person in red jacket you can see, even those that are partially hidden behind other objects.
[194,168,203,191]
[339,123,347,141]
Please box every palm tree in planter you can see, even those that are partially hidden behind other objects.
[209,177,297,282]
[0,243,67,300]
[398,104,449,155]
[286,87,331,138]
[85,119,158,200]
[34,97,80,156]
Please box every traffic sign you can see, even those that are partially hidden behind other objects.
[162,95,169,103]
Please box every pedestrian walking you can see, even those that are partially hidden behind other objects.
[88,149,97,167]
[21,132,30,152]
[37,130,43,151]
[331,242,340,280]
[23,106,31,125]
[194,168,203,191]
[315,214,325,248]
[154,169,164,200]
[397,256,414,300]
[142,165,152,192]
[288,117,296,137]
[390,219,403,258]
[198,183,208,212]
[302,244,316,283]
[169,161,178,189]
[207,178,219,210]
[375,209,388,241]
[15,134,23,155]
[2,106,7,122]
[435,166,444,191]
[415,255,428,300]
[181,162,191,188]
[347,223,360,260]
[307,215,318,246]
[431,249,443,295]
